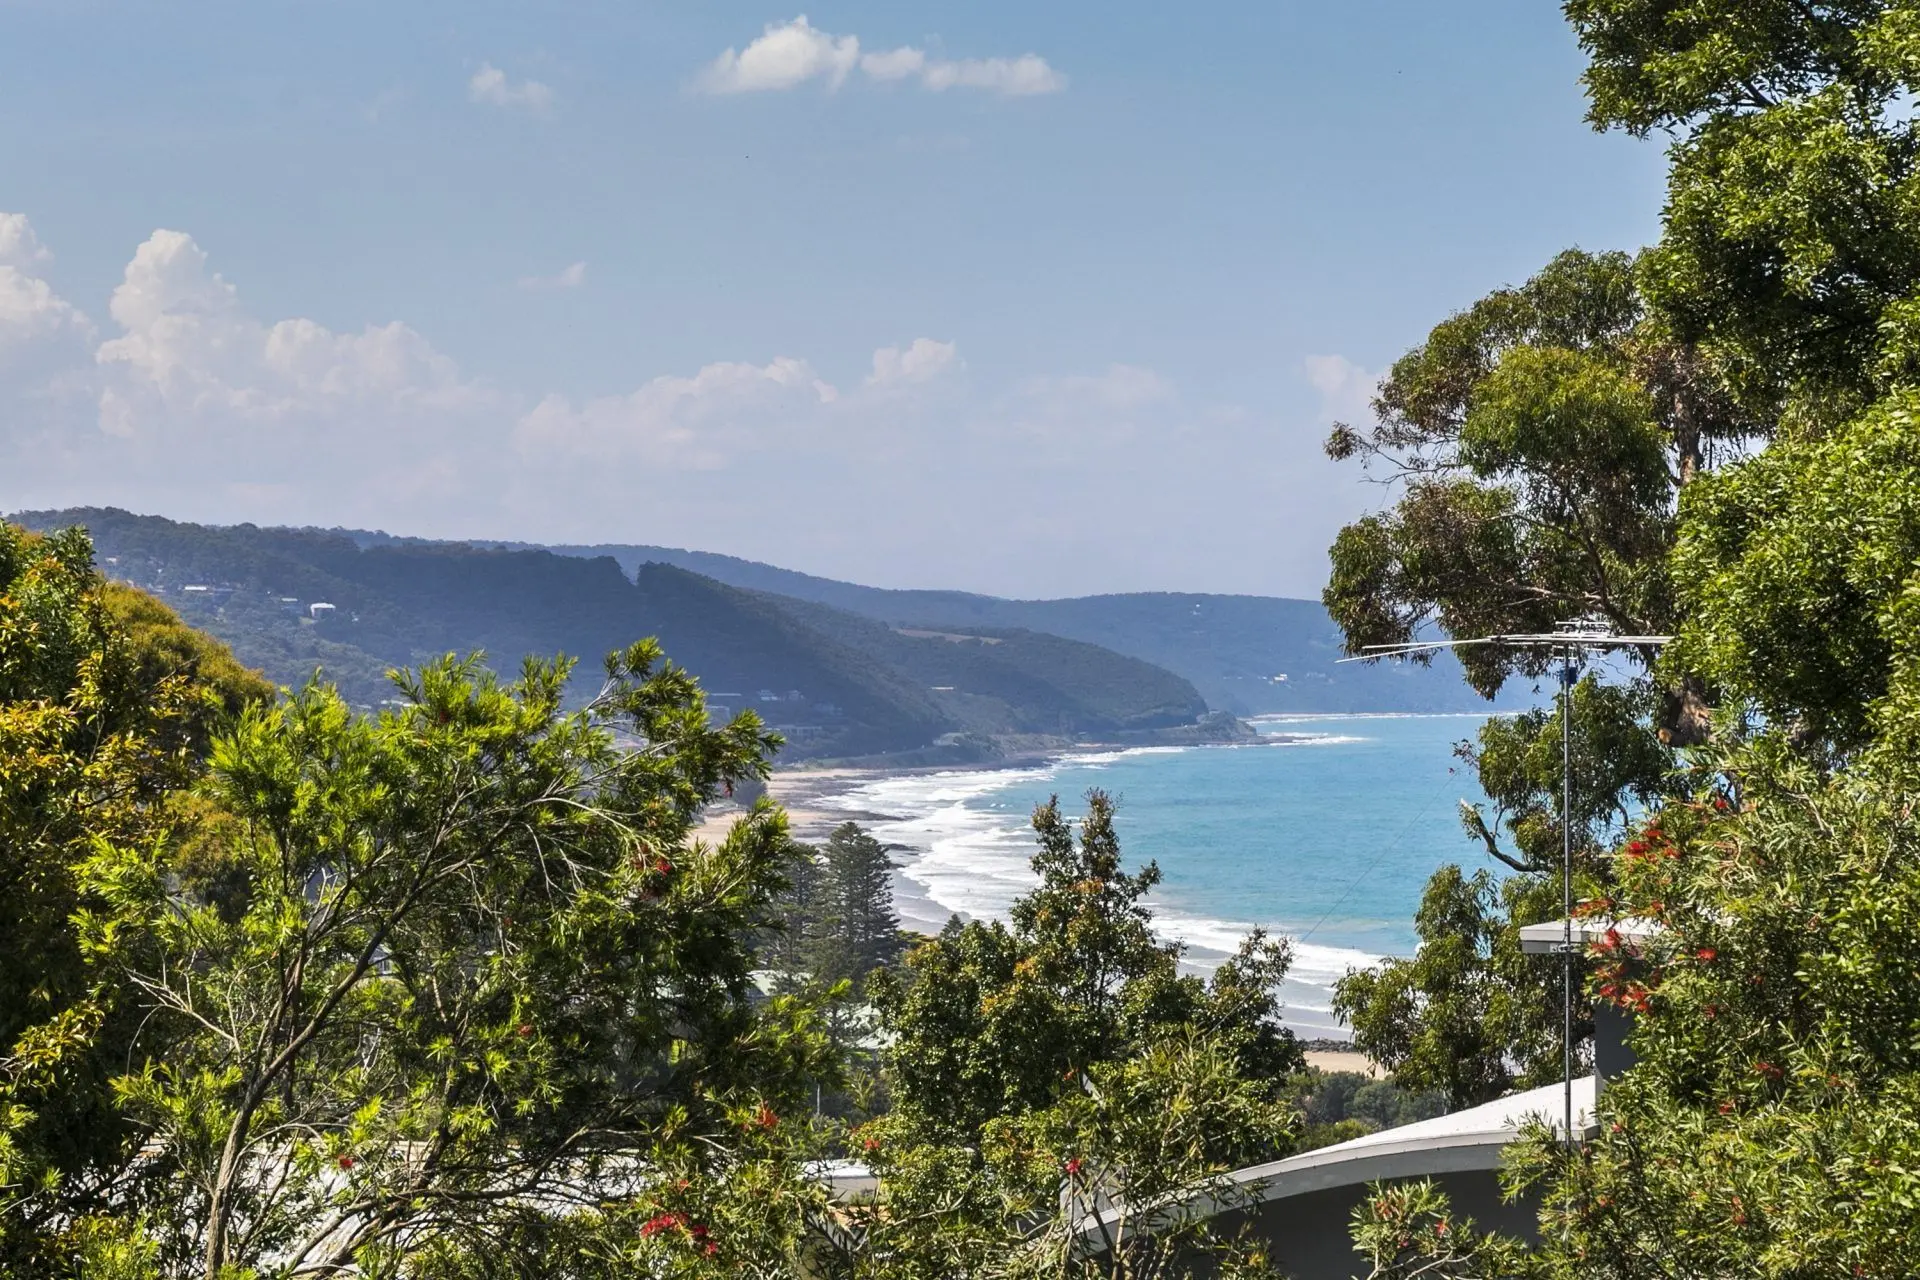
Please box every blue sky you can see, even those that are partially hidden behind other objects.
[0,1,1666,598]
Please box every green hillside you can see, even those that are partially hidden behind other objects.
[489,540,1528,714]
[10,509,1218,759]
[763,595,1207,734]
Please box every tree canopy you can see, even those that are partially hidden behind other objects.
[0,525,271,1277]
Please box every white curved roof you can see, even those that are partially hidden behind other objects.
[1072,1075,1596,1248]
[1227,1074,1596,1205]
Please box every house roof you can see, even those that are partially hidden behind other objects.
[1071,1075,1598,1250]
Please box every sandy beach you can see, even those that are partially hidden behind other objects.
[1302,1049,1381,1077]
[693,764,965,936]
[694,752,1377,1046]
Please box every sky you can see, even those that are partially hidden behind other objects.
[0,0,1668,599]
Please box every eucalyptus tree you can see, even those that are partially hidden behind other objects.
[1569,0,1920,432]
[1320,246,1755,1096]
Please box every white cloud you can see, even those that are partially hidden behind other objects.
[858,46,925,83]
[700,16,860,94]
[520,261,587,291]
[468,63,556,114]
[867,337,958,386]
[919,54,1066,96]
[0,213,52,268]
[0,212,93,355]
[94,229,481,441]
[700,17,1064,96]
[516,356,838,468]
[1304,353,1381,425]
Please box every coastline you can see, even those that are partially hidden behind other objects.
[711,736,1326,941]
[692,718,1482,1042]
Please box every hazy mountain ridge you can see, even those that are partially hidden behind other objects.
[478,539,1527,715]
[11,508,1224,758]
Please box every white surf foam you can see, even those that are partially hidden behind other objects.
[813,750,1390,1014]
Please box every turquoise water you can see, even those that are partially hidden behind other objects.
[818,715,1506,1035]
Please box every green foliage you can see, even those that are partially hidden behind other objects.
[0,524,264,1278]
[1350,1179,1539,1280]
[1462,676,1673,875]
[1334,867,1575,1109]
[73,642,836,1277]
[1321,248,1741,699]
[1320,246,1731,1112]
[846,791,1304,1277]
[871,791,1303,1147]
[1288,1070,1447,1151]
[1669,391,1920,763]
[1335,4,1920,1272]
[1357,743,1920,1277]
[845,1032,1294,1279]
[1295,1070,1447,1132]
[808,823,909,994]
[1565,0,1920,427]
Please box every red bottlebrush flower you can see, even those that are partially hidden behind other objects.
[517,1023,533,1037]
[704,1241,719,1257]
[862,1136,880,1153]
[641,1211,685,1238]
[689,1224,709,1241]
[1695,947,1717,962]
[1714,796,1729,811]
[337,1154,355,1170]
[1064,1157,1083,1176]
[652,856,673,876]
[1704,1004,1718,1019]
[1434,1220,1448,1236]
[755,1103,778,1130]
[1718,1099,1737,1115]
[1755,1061,1782,1080]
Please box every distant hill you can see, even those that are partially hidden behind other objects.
[449,540,1526,716]
[10,508,1218,759]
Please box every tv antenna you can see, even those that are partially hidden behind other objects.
[1341,619,1671,1150]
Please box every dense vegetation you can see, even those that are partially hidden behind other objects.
[8,509,1218,760]
[1327,3,1920,1277]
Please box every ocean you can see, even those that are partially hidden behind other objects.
[812,714,1506,1037]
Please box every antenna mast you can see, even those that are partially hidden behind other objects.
[1342,618,1670,1150]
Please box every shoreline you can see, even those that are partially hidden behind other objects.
[694,762,974,938]
[693,723,1458,1043]
[756,732,1342,940]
